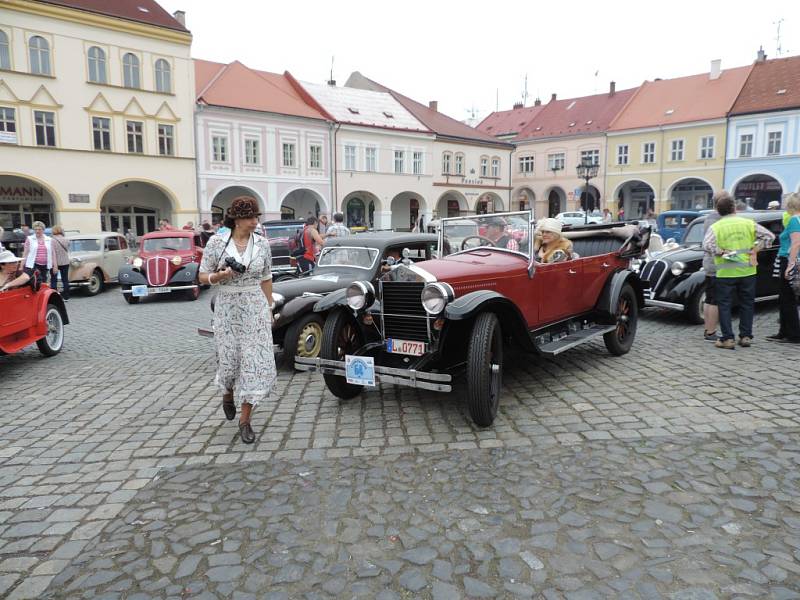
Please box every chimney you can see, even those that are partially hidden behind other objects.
[550,93,557,102]
[710,59,721,80]
[534,97,541,106]
[428,100,438,112]
[513,101,523,109]
[327,79,336,86]
[609,81,616,96]
[756,46,767,63]
[172,10,186,26]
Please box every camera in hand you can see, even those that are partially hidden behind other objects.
[223,256,247,274]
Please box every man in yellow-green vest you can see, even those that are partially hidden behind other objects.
[702,192,774,349]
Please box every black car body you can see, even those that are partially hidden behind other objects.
[1,230,27,257]
[263,220,304,278]
[638,210,784,323]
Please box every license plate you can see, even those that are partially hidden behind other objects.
[152,287,172,294]
[131,285,148,297]
[386,338,426,356]
[345,355,375,387]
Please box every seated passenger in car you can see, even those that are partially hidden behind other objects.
[534,218,573,263]
[0,250,30,292]
[485,218,520,251]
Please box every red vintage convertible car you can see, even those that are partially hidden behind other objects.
[297,211,650,427]
[0,275,68,357]
[118,231,205,303]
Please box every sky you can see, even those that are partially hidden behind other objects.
[159,0,797,124]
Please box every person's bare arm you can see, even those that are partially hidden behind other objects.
[260,278,273,306]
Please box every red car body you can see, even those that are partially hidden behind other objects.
[0,279,68,356]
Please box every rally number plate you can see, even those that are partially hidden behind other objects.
[386,338,426,357]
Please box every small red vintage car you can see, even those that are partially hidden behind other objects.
[118,231,205,304]
[297,211,650,427]
[0,275,68,357]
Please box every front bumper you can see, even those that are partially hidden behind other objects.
[122,284,197,295]
[295,356,452,392]
[645,298,684,311]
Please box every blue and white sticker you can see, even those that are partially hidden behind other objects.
[131,285,148,297]
[345,355,375,387]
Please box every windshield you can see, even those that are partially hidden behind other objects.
[317,246,378,270]
[69,239,101,252]
[265,226,301,239]
[142,237,191,252]
[440,211,532,257]
[682,221,705,245]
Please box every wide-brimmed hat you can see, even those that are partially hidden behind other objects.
[226,196,261,220]
[0,250,20,264]
[538,218,563,235]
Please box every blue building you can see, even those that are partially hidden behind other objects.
[724,53,800,208]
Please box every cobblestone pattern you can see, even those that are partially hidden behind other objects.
[43,431,800,599]
[0,290,794,598]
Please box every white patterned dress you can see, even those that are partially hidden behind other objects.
[200,233,276,408]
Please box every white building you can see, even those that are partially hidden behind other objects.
[0,0,197,235]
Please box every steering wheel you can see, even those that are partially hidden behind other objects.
[460,235,497,251]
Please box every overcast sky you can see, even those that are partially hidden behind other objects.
[159,0,797,123]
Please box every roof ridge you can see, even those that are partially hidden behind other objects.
[196,62,229,101]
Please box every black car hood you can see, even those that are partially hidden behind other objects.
[273,271,361,300]
[652,244,703,264]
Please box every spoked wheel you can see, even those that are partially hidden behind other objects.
[36,305,64,356]
[604,283,638,356]
[320,309,364,399]
[466,312,503,427]
[284,313,325,369]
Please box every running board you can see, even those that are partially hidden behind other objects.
[536,324,616,356]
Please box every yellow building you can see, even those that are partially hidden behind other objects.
[605,61,752,218]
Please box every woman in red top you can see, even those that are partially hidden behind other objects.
[298,216,324,273]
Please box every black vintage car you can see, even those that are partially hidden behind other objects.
[262,219,305,281]
[1,230,27,257]
[638,210,784,323]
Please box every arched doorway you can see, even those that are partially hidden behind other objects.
[342,191,379,228]
[476,192,505,214]
[0,174,56,229]
[100,180,174,236]
[579,185,601,213]
[390,192,425,231]
[547,187,566,217]
[514,187,535,212]
[616,180,655,220]
[281,188,326,221]
[435,191,467,219]
[212,185,264,225]
[733,174,783,210]
[669,178,713,210]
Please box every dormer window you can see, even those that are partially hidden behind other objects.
[535,126,542,131]
[569,122,576,127]
[586,120,593,125]
[665,109,674,115]
[777,89,787,95]
[383,111,393,118]
[347,107,360,114]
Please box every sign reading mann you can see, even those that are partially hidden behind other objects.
[0,184,47,202]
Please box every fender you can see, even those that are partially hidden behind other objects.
[72,261,99,282]
[277,295,320,326]
[595,269,645,316]
[36,287,69,333]
[169,262,199,285]
[444,290,533,351]
[118,265,147,286]
[661,271,705,304]
[313,288,347,312]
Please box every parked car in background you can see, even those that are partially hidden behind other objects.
[0,272,68,356]
[555,211,603,226]
[263,219,304,281]
[297,211,650,427]
[66,233,133,296]
[639,211,783,323]
[656,210,705,243]
[118,231,205,304]
[0,229,26,257]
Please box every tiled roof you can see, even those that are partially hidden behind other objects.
[515,87,638,141]
[730,55,800,115]
[608,65,752,131]
[299,81,429,132]
[194,59,326,121]
[35,0,189,32]
[476,105,545,139]
[346,72,509,146]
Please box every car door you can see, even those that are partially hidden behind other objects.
[104,236,123,279]
[0,287,35,334]
[756,219,783,297]
[535,260,583,323]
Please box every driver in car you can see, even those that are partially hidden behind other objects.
[485,218,519,251]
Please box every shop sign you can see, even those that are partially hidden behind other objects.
[0,185,45,202]
[68,193,90,204]
[0,132,17,144]
[737,180,781,192]
[463,178,484,185]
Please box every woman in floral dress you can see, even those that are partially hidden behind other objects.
[199,196,276,444]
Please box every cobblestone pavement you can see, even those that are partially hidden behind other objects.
[0,288,797,598]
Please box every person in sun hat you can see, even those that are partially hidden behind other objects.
[534,218,573,263]
[0,250,30,291]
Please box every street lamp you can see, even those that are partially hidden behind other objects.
[576,159,600,224]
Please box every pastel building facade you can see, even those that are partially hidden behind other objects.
[0,0,196,234]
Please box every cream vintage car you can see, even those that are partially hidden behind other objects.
[67,232,133,295]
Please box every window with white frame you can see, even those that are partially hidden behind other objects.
[616,144,629,165]
[519,155,534,174]
[344,144,356,170]
[158,123,174,156]
[126,120,143,153]
[670,139,684,161]
[442,152,452,174]
[767,130,782,155]
[365,147,377,172]
[642,142,655,164]
[454,153,464,175]
[491,157,500,178]
[0,107,16,143]
[309,144,322,169]
[580,149,600,166]
[480,156,489,176]
[123,53,140,88]
[34,110,55,146]
[0,30,9,70]
[413,151,423,175]
[282,142,296,167]
[547,152,565,171]
[212,135,228,162]
[699,136,715,159]
[738,133,753,158]
[154,59,171,93]
[29,36,51,75]
[244,138,260,165]
[394,150,405,174]
[92,116,111,151]
[87,46,106,83]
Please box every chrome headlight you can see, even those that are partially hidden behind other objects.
[171,256,182,266]
[670,261,686,276]
[346,281,375,311]
[421,282,454,315]
[133,257,143,268]
[70,258,81,267]
[271,292,285,309]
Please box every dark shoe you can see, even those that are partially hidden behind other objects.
[775,338,800,344]
[239,421,255,444]
[766,334,786,341]
[703,330,719,342]
[738,336,752,347]
[222,394,235,421]
[715,339,736,350]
